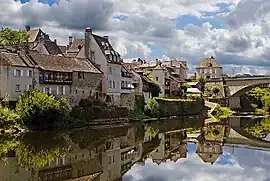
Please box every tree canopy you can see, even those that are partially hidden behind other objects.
[0,27,29,45]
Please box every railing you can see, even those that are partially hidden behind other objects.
[39,77,72,85]
[122,72,133,78]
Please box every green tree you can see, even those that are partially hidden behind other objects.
[16,91,70,128]
[0,105,21,130]
[212,86,220,96]
[197,76,206,93]
[0,28,29,45]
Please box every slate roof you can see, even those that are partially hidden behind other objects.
[67,35,122,64]
[58,45,67,54]
[29,53,102,74]
[198,57,222,68]
[27,29,44,43]
[42,41,63,55]
[0,52,34,67]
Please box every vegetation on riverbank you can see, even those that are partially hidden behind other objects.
[247,87,270,116]
[212,104,233,119]
[245,117,270,138]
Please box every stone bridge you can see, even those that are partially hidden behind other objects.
[223,76,270,109]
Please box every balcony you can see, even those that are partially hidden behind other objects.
[122,72,133,78]
[39,77,72,85]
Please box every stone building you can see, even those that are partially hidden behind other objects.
[131,59,187,98]
[30,53,103,106]
[0,51,36,102]
[26,27,64,55]
[67,28,123,106]
[196,141,222,164]
[196,56,223,79]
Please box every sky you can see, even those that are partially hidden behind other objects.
[122,143,270,181]
[1,0,270,75]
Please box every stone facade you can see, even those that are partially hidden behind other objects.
[70,72,103,106]
[120,92,135,110]
[156,98,205,116]
[196,57,223,79]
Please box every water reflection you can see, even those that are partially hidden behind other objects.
[1,116,270,181]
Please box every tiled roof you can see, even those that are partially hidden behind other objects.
[198,57,221,68]
[27,29,43,43]
[43,41,63,55]
[67,39,84,54]
[163,60,187,69]
[29,53,102,74]
[0,52,34,67]
[92,34,121,64]
[121,64,132,73]
[58,45,67,54]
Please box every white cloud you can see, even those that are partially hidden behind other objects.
[123,147,270,181]
[1,0,270,74]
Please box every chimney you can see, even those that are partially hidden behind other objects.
[170,59,173,67]
[25,25,31,32]
[85,27,92,60]
[68,36,73,47]
[211,56,214,59]
[194,72,197,80]
[156,58,159,66]
[44,34,49,40]
[54,39,57,44]
[103,36,109,40]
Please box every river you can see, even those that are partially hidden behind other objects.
[0,115,270,181]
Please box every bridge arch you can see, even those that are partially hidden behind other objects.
[229,83,270,97]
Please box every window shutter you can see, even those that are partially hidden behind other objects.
[56,86,59,95]
[21,70,23,76]
[14,69,16,76]
[43,87,45,93]
[26,70,29,77]
[63,86,66,95]
[49,88,52,94]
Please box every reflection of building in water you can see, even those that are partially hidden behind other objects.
[196,141,222,164]
[150,131,187,164]
[0,157,32,181]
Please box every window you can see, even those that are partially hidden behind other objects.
[27,70,32,77]
[212,69,216,74]
[201,69,204,74]
[108,156,112,164]
[121,81,125,88]
[108,170,112,178]
[113,81,116,88]
[14,69,22,77]
[44,73,49,80]
[108,80,112,88]
[26,85,32,91]
[15,84,21,92]
[108,67,112,74]
[90,51,95,62]
[156,77,159,81]
[113,67,116,74]
[78,72,84,79]
[43,87,51,94]
[57,86,65,95]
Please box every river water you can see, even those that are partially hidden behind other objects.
[0,115,270,181]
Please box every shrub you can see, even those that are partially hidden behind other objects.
[15,91,70,129]
[212,86,220,95]
[212,104,232,119]
[0,105,20,130]
[146,97,164,118]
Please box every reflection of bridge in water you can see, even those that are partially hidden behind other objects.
[223,116,270,151]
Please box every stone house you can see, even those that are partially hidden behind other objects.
[120,64,134,108]
[0,51,36,102]
[196,56,223,79]
[195,141,222,164]
[132,59,187,98]
[66,28,123,106]
[26,27,64,55]
[29,53,103,106]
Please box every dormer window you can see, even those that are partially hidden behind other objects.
[78,45,82,50]
[101,42,105,46]
[208,63,213,67]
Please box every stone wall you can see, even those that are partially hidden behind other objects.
[156,98,205,116]
[120,93,135,110]
[70,72,102,106]
[205,81,225,97]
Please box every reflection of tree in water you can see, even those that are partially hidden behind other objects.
[146,122,160,138]
[0,131,70,170]
[245,117,270,138]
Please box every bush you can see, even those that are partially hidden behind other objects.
[146,97,164,118]
[212,104,232,119]
[0,105,20,130]
[15,91,70,129]
[212,86,220,95]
